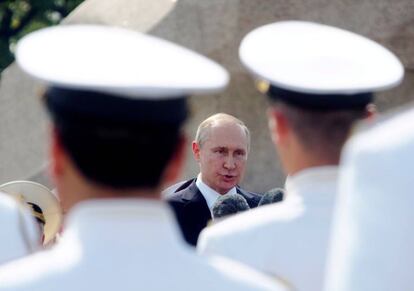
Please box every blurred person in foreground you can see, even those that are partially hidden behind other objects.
[0,25,287,291]
[324,109,414,290]
[168,113,261,246]
[197,20,403,291]
[0,191,41,265]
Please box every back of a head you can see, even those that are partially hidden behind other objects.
[276,103,368,160]
[212,193,250,219]
[259,188,284,206]
[46,90,186,189]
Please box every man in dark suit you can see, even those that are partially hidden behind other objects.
[168,113,261,246]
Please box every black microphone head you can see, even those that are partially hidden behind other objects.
[259,188,284,206]
[212,194,250,219]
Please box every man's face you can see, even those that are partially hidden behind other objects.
[193,122,248,194]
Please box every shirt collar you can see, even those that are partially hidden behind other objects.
[285,166,339,199]
[196,174,237,212]
[62,198,186,252]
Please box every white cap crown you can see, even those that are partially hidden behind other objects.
[239,21,404,95]
[16,25,229,98]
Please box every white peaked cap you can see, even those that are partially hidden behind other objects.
[239,21,403,95]
[16,24,229,98]
[0,181,62,245]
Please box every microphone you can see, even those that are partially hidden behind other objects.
[258,188,284,206]
[212,194,250,219]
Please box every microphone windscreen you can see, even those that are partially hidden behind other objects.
[259,188,284,206]
[212,194,250,219]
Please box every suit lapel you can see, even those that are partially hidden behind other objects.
[177,179,211,245]
[182,180,211,219]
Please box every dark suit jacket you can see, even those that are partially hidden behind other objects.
[167,178,261,246]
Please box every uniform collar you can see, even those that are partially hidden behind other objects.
[285,166,339,199]
[196,174,237,212]
[62,199,186,253]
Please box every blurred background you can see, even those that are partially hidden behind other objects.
[1,0,413,193]
[0,0,84,73]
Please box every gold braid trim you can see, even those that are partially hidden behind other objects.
[11,194,46,225]
[31,210,46,224]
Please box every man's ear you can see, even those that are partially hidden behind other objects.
[267,107,290,145]
[50,127,65,179]
[162,134,187,185]
[365,103,378,120]
[192,140,201,162]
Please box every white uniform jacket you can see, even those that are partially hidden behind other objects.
[0,193,40,265]
[325,108,414,291]
[0,199,288,291]
[198,166,339,291]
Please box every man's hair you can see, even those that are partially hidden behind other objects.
[45,92,186,190]
[273,101,368,160]
[194,113,250,150]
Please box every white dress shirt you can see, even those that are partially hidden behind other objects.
[198,166,339,291]
[196,174,237,215]
[0,198,287,291]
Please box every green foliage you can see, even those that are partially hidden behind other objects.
[0,0,84,73]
